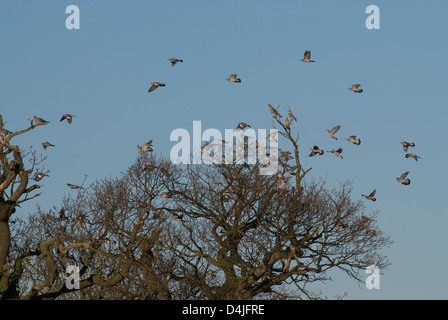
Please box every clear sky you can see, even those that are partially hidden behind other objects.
[1,0,447,299]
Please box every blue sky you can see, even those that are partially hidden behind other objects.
[1,0,447,299]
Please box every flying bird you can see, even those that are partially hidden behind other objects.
[67,183,83,189]
[401,141,415,152]
[327,125,341,140]
[328,148,343,159]
[168,57,183,67]
[226,74,241,83]
[301,51,315,63]
[148,82,166,92]
[137,140,153,153]
[362,189,377,201]
[396,171,411,185]
[60,114,75,124]
[33,116,50,125]
[405,153,421,162]
[42,142,55,150]
[266,131,278,142]
[346,135,361,145]
[288,106,297,122]
[348,84,363,93]
[236,122,251,130]
[268,104,281,118]
[33,172,49,181]
[309,145,324,157]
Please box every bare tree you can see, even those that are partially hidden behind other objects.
[0,114,48,293]
[2,108,392,300]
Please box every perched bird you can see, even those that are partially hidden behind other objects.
[362,189,377,201]
[348,84,363,93]
[59,207,67,220]
[405,153,421,162]
[0,128,12,137]
[328,148,343,159]
[335,221,349,231]
[401,141,415,152]
[33,116,50,125]
[33,172,49,181]
[159,192,172,199]
[284,117,291,129]
[268,104,281,118]
[288,106,297,122]
[226,74,241,83]
[346,135,361,145]
[168,57,183,67]
[137,140,153,153]
[396,171,411,185]
[104,238,116,245]
[279,150,293,161]
[60,114,75,124]
[42,142,55,150]
[309,145,324,157]
[327,125,341,140]
[300,50,315,63]
[148,82,166,92]
[277,172,286,180]
[67,183,83,189]
[172,213,184,222]
[236,122,251,130]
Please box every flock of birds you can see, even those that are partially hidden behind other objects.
[6,51,418,205]
[297,51,420,200]
[2,114,85,190]
[143,51,422,203]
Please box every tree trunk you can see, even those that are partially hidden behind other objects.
[0,202,15,267]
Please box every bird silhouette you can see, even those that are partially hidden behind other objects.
[288,106,297,122]
[266,131,278,142]
[396,171,411,185]
[67,183,83,189]
[137,140,153,153]
[401,141,415,152]
[42,142,55,150]
[168,57,183,67]
[226,74,241,83]
[309,145,324,157]
[236,122,251,130]
[159,192,172,199]
[268,104,281,118]
[328,148,343,159]
[405,153,421,162]
[346,135,361,145]
[148,82,166,92]
[327,125,341,140]
[60,114,75,124]
[348,84,363,93]
[362,189,377,201]
[33,116,50,125]
[301,51,315,62]
[33,172,49,181]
